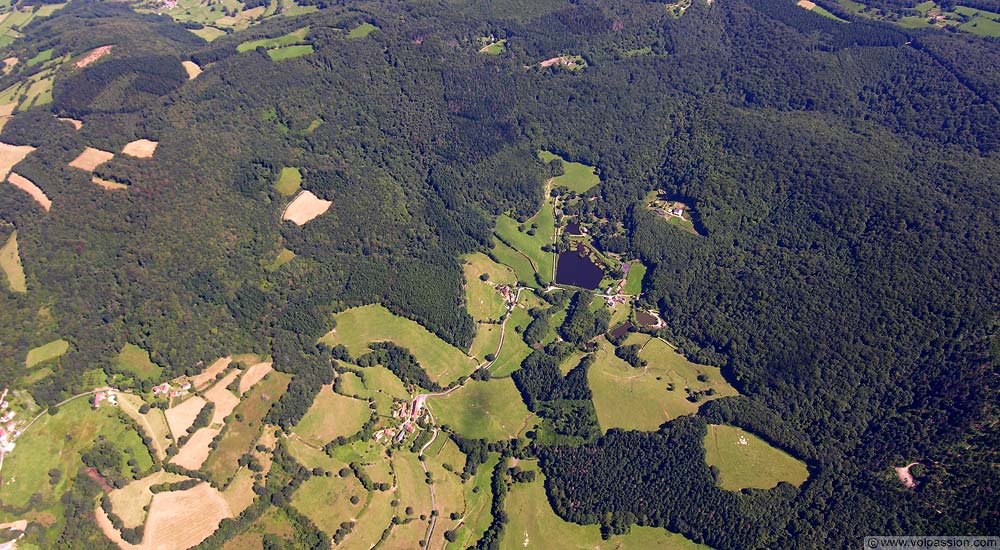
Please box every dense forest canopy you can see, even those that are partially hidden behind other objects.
[0,0,997,547]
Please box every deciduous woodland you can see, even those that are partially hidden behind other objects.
[0,0,997,548]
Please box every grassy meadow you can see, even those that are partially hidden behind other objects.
[538,150,600,193]
[494,206,555,284]
[463,253,514,322]
[428,378,535,440]
[624,261,647,295]
[114,344,163,380]
[703,424,810,490]
[293,385,370,446]
[25,338,69,368]
[488,303,532,377]
[273,167,301,196]
[0,231,25,292]
[347,22,377,38]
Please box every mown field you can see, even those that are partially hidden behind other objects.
[429,378,535,440]
[293,384,370,446]
[273,167,301,196]
[25,338,68,368]
[624,262,647,295]
[537,150,600,193]
[703,424,810,491]
[0,231,25,292]
[114,343,163,380]
[494,205,555,284]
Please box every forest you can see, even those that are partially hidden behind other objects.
[0,0,997,547]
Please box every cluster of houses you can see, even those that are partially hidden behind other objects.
[373,397,426,444]
[92,387,118,409]
[152,381,191,399]
[496,284,518,309]
[0,389,21,455]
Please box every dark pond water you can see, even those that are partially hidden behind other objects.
[565,222,581,235]
[636,311,659,327]
[556,245,604,289]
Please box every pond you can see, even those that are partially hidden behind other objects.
[565,221,582,235]
[636,311,660,327]
[556,244,604,289]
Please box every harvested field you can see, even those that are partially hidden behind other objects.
[58,117,82,130]
[122,139,158,158]
[7,172,49,210]
[1,231,26,293]
[164,395,207,439]
[204,370,240,423]
[0,142,35,180]
[170,426,220,470]
[68,147,114,172]
[109,471,191,528]
[2,57,16,73]
[96,507,140,550]
[192,356,232,389]
[282,190,331,225]
[75,45,112,68]
[141,482,232,550]
[182,60,202,79]
[238,361,272,394]
[92,176,127,190]
[797,0,817,8]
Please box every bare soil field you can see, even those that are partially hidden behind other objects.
[170,427,221,470]
[204,370,240,423]
[238,361,273,394]
[58,117,83,130]
[164,395,207,439]
[68,147,114,172]
[2,57,17,74]
[122,139,158,158]
[109,471,192,528]
[282,190,331,225]
[797,0,817,8]
[140,482,232,550]
[182,60,202,79]
[895,462,919,488]
[192,356,232,390]
[0,142,36,180]
[7,172,50,210]
[75,45,112,68]
[92,176,128,190]
[96,507,140,550]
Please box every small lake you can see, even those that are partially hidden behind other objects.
[636,311,660,327]
[565,221,581,235]
[556,244,604,289]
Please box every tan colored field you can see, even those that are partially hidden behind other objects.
[797,0,817,8]
[204,371,240,424]
[92,176,127,190]
[2,57,17,74]
[182,60,202,80]
[141,482,232,550]
[75,45,112,68]
[192,356,232,390]
[282,190,331,225]
[95,507,140,550]
[7,173,50,211]
[223,427,277,514]
[68,147,114,172]
[539,56,562,67]
[170,427,220,470]
[58,117,83,130]
[0,232,25,293]
[0,142,36,180]
[164,395,207,439]
[238,361,272,394]
[109,471,191,528]
[122,139,158,158]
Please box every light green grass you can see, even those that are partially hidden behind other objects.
[422,440,467,547]
[444,453,498,550]
[811,4,847,21]
[704,424,809,491]
[237,27,309,53]
[469,322,503,363]
[538,150,600,193]
[956,7,1000,36]
[463,253,514,322]
[264,247,295,271]
[898,15,933,28]
[347,22,377,39]
[191,26,227,42]
[0,231,26,293]
[319,304,478,386]
[479,38,507,55]
[392,451,432,517]
[490,239,537,287]
[488,304,532,377]
[429,378,534,441]
[338,365,409,416]
[293,385,370,446]
[495,206,555,284]
[274,167,301,196]
[114,344,163,380]
[25,48,53,67]
[501,460,706,550]
[1,398,153,508]
[267,44,314,60]
[292,465,366,535]
[25,339,68,368]
[588,336,738,432]
[624,262,646,295]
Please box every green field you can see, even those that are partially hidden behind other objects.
[293,385,370,446]
[264,247,295,271]
[490,239,537,287]
[0,398,153,509]
[191,26,227,41]
[268,44,314,60]
[429,378,534,440]
[488,303,532,377]
[589,336,738,431]
[274,167,301,196]
[538,150,600,193]
[704,424,810,491]
[479,38,507,55]
[392,450,432,517]
[26,48,53,67]
[811,4,847,21]
[422,439,467,547]
[291,463,367,536]
[337,364,409,415]
[237,27,309,53]
[495,206,555,284]
[501,460,706,550]
[469,322,502,363]
[444,453,498,549]
[113,344,163,380]
[118,393,171,460]
[25,338,69,368]
[0,231,26,293]
[624,261,646,295]
[319,304,479,386]
[463,253,514,322]
[347,22,378,38]
[956,6,1000,36]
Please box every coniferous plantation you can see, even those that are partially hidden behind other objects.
[0,0,997,548]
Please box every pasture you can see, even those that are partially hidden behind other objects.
[479,38,507,54]
[464,252,515,322]
[113,344,163,380]
[291,467,366,535]
[421,441,466,547]
[703,424,810,491]
[488,303,531,377]
[495,205,555,284]
[469,322,502,363]
[538,150,600,193]
[268,45,314,60]
[490,238,537,287]
[274,166,301,196]
[319,304,478,386]
[623,261,647,295]
[25,338,68,368]
[337,365,409,415]
[588,336,738,431]
[282,190,331,225]
[293,384,370,446]
[1,231,26,292]
[445,453,499,550]
[501,460,705,550]
[118,393,170,460]
[430,378,533,441]
[264,247,295,271]
[347,22,378,38]
[237,26,309,53]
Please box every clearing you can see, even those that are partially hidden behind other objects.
[428,378,534,440]
[237,27,310,53]
[139,482,233,549]
[114,344,163,380]
[623,261,647,295]
[58,117,83,130]
[293,384,370,446]
[68,147,114,172]
[0,142,35,180]
[164,395,207,439]
[181,60,202,79]
[463,252,515,322]
[273,166,301,196]
[479,38,507,55]
[122,139,158,158]
[238,361,273,394]
[703,424,809,491]
[319,304,479,386]
[282,189,331,225]
[25,338,69,368]
[91,176,128,190]
[1,231,26,292]
[263,248,295,272]
[268,45,314,60]
[494,204,555,285]
[74,45,112,68]
[538,150,600,193]
[347,22,378,38]
[7,173,50,211]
